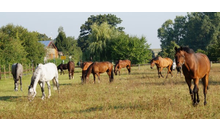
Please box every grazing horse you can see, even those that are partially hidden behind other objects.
[175,46,211,106]
[67,61,75,80]
[57,63,68,75]
[81,61,93,82]
[114,60,131,75]
[11,63,23,91]
[28,63,59,100]
[83,61,114,83]
[150,56,173,78]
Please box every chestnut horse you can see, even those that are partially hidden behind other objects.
[114,60,131,75]
[175,46,211,106]
[150,56,173,78]
[67,61,75,80]
[83,61,114,83]
[81,61,93,82]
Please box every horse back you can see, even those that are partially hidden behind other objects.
[93,61,113,73]
[159,58,173,67]
[118,60,131,68]
[11,63,23,79]
[67,61,75,71]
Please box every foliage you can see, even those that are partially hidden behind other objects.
[110,33,152,64]
[86,22,151,64]
[78,14,124,53]
[55,26,82,63]
[158,12,220,61]
[0,24,46,65]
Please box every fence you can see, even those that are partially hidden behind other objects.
[0,63,34,80]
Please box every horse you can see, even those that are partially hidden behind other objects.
[11,63,23,91]
[57,63,68,75]
[28,63,59,100]
[81,61,93,83]
[114,60,131,75]
[175,46,211,106]
[83,61,114,83]
[67,61,75,80]
[150,56,173,78]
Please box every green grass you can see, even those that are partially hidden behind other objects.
[1,64,220,119]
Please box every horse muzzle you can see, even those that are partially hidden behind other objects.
[150,67,153,69]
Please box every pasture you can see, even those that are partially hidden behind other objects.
[1,64,220,119]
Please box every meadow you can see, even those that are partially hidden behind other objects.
[1,64,220,119]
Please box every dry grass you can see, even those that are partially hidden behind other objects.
[1,64,220,119]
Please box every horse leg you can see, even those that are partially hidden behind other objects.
[97,73,101,83]
[160,67,164,78]
[157,67,160,78]
[193,78,200,106]
[46,81,51,98]
[54,77,60,93]
[202,75,209,105]
[185,77,193,101]
[14,79,18,91]
[20,76,22,91]
[39,82,45,100]
[93,73,96,84]
[118,67,121,76]
[126,65,131,74]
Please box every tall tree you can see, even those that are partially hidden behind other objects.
[78,14,124,53]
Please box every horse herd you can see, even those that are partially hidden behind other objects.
[10,46,211,106]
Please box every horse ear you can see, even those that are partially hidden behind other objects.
[180,46,183,50]
[175,47,178,51]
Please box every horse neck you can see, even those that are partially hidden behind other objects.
[85,65,93,78]
[183,52,196,70]
[31,69,41,90]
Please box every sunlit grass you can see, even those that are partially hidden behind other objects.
[1,64,220,119]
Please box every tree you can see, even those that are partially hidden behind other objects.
[110,33,152,64]
[78,14,124,53]
[88,22,117,61]
[0,24,46,65]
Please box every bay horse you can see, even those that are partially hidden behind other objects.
[57,63,68,75]
[28,63,59,100]
[175,46,211,106]
[81,61,93,83]
[67,61,75,80]
[11,63,23,91]
[150,56,173,78]
[114,60,131,75]
[83,61,114,83]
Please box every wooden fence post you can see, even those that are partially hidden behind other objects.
[4,65,6,79]
[0,65,1,80]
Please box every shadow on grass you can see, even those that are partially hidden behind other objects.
[0,96,20,102]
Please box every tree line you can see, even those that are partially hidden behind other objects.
[2,12,218,68]
[157,12,220,61]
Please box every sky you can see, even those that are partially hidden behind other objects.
[0,12,187,49]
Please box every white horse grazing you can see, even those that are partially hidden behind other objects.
[11,63,23,91]
[28,63,59,100]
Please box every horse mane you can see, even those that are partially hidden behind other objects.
[151,56,160,62]
[180,46,195,54]
[30,64,43,86]
[85,62,95,77]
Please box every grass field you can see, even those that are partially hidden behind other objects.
[1,63,220,119]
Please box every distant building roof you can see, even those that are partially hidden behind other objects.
[39,40,51,47]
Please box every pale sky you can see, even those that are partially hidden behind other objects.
[0,12,187,49]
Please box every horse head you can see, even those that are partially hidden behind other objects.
[175,46,185,70]
[114,64,118,75]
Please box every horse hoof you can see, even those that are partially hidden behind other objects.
[204,102,207,105]
[193,102,198,107]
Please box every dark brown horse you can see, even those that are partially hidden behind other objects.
[57,63,68,75]
[83,61,114,83]
[81,61,93,82]
[114,60,131,75]
[150,56,173,78]
[67,61,75,80]
[175,46,211,106]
